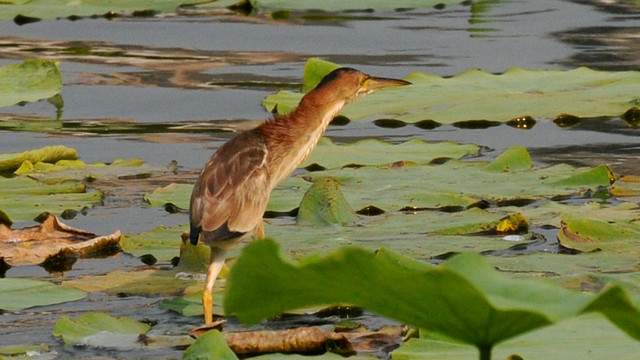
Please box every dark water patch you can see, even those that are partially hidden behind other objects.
[452,120,501,129]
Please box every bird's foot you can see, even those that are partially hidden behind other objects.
[189,318,226,338]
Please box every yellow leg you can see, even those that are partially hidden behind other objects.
[203,249,226,325]
[202,290,213,325]
[254,221,265,239]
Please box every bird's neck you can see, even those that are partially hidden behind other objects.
[258,96,346,186]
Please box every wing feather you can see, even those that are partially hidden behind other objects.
[190,130,269,244]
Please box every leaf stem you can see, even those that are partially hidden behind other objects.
[479,344,492,360]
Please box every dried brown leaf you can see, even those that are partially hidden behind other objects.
[224,327,354,356]
[0,214,121,266]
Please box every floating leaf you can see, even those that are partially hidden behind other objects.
[17,157,158,183]
[120,223,188,261]
[142,139,480,212]
[611,175,640,197]
[0,145,77,172]
[0,0,213,21]
[0,60,62,107]
[162,290,224,317]
[558,216,640,253]
[0,277,86,311]
[484,145,531,172]
[145,144,609,215]
[182,329,238,360]
[52,312,151,345]
[266,58,640,124]
[302,138,481,169]
[195,0,468,17]
[0,344,51,357]
[296,177,358,226]
[0,176,102,223]
[290,148,612,213]
[144,183,191,210]
[225,239,640,358]
[553,164,615,186]
[64,268,201,296]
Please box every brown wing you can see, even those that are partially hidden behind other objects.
[190,130,270,245]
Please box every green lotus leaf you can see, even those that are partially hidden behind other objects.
[302,137,481,169]
[53,312,151,345]
[63,268,201,296]
[144,183,192,210]
[121,208,524,267]
[182,329,237,360]
[0,59,62,107]
[611,175,640,197]
[144,143,609,215]
[16,157,159,183]
[0,175,102,223]
[0,0,211,21]
[0,278,86,311]
[296,177,358,226]
[266,58,640,124]
[558,215,640,253]
[162,289,224,317]
[484,145,531,172]
[392,313,640,360]
[292,149,611,213]
[0,344,51,357]
[0,145,77,172]
[120,223,188,260]
[142,138,482,212]
[195,0,468,16]
[3,0,462,22]
[225,239,640,358]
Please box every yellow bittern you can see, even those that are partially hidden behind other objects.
[189,67,410,325]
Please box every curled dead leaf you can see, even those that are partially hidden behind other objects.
[0,214,121,267]
[224,326,354,356]
[189,324,409,357]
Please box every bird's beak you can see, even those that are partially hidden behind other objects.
[363,76,411,91]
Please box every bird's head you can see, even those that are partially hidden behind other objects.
[309,67,411,105]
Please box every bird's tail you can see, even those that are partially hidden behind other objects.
[189,223,200,245]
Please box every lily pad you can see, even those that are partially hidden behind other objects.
[0,0,212,21]
[52,312,151,345]
[162,289,225,317]
[193,0,468,16]
[266,207,528,257]
[0,59,62,107]
[611,175,640,197]
[0,277,86,311]
[64,268,202,296]
[120,223,188,261]
[182,329,237,360]
[302,137,481,169]
[0,175,102,223]
[287,150,613,213]
[0,145,77,173]
[225,239,640,358]
[144,143,609,215]
[558,216,640,253]
[266,58,640,124]
[144,183,192,211]
[15,157,162,183]
[296,177,359,226]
